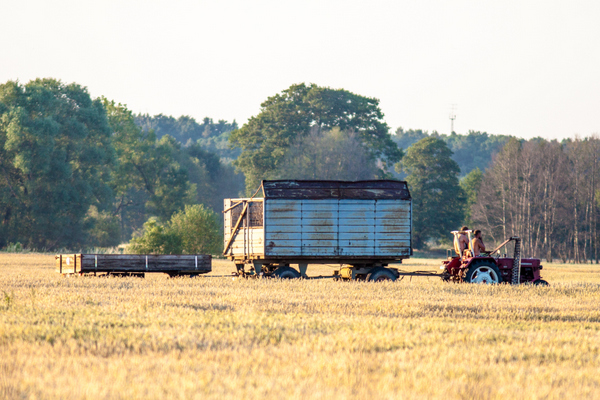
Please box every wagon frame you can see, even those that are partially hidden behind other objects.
[223,180,412,280]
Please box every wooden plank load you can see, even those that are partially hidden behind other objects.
[55,254,211,276]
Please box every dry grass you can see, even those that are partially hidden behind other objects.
[1,254,600,399]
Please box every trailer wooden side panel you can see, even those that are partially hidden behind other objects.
[263,198,411,258]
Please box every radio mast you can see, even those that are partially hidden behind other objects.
[449,104,457,133]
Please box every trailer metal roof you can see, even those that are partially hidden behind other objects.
[261,180,411,200]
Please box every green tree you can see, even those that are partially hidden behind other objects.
[391,128,429,153]
[129,218,182,254]
[391,129,511,178]
[170,204,221,254]
[460,167,483,227]
[182,142,245,212]
[85,206,121,248]
[230,83,402,193]
[397,137,465,249]
[0,79,114,249]
[103,100,196,239]
[278,127,379,180]
[148,135,197,220]
[444,131,511,176]
[130,204,221,255]
[135,113,239,159]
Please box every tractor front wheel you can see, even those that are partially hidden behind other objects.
[464,261,502,284]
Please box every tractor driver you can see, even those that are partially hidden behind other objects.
[454,226,470,257]
[470,230,486,256]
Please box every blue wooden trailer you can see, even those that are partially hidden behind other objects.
[223,180,412,281]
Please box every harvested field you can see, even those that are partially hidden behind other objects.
[1,254,600,399]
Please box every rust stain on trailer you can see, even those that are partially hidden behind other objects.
[262,180,411,200]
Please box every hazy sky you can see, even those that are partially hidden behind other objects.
[2,0,599,140]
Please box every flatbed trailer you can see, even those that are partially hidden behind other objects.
[55,254,211,277]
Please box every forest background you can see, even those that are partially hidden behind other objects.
[0,78,596,263]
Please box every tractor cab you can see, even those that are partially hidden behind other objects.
[441,235,548,285]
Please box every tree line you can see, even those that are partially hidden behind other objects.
[394,134,600,263]
[3,77,588,259]
[391,128,512,178]
[0,79,242,251]
[472,137,600,263]
[134,114,241,163]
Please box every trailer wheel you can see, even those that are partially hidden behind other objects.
[272,266,301,279]
[534,279,549,286]
[367,268,397,282]
[464,261,502,284]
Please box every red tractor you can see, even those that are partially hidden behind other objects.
[441,232,548,285]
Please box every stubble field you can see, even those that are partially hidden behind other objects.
[1,254,600,399]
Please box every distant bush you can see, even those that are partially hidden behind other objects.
[129,218,182,255]
[169,204,222,254]
[2,242,24,253]
[130,205,221,255]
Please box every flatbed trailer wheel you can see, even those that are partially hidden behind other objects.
[107,272,145,278]
[367,267,397,282]
[272,266,301,279]
[464,261,502,284]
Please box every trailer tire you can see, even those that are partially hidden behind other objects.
[273,266,301,279]
[367,267,397,282]
[533,279,549,286]
[464,260,502,284]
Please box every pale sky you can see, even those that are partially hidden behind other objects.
[2,0,599,140]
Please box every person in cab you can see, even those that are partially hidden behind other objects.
[454,226,470,257]
[470,229,486,256]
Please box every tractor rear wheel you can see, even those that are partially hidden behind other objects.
[367,267,397,282]
[464,261,502,284]
[272,266,301,279]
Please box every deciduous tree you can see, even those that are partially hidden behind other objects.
[398,137,465,249]
[0,79,114,249]
[130,204,221,255]
[230,83,401,192]
[460,167,483,227]
[104,100,196,237]
[277,127,379,180]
